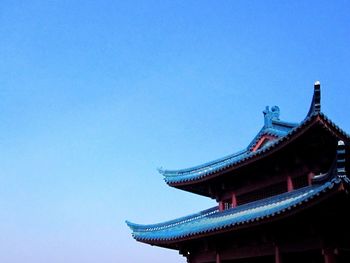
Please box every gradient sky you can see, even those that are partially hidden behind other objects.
[1,1,350,263]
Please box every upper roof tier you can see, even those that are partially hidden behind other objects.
[159,82,349,188]
[160,111,297,183]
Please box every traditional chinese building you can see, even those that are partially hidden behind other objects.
[126,82,350,263]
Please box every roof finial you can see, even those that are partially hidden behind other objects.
[313,81,321,112]
[263,106,280,127]
[306,81,321,117]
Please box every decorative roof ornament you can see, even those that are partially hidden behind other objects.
[263,105,280,128]
[337,140,347,179]
[157,167,165,174]
[307,81,321,117]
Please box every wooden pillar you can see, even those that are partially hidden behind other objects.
[323,249,336,263]
[287,176,294,192]
[232,193,237,208]
[219,201,224,212]
[308,172,314,186]
[216,252,221,263]
[275,245,282,263]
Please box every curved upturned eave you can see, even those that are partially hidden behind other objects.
[159,148,248,177]
[126,206,219,233]
[162,113,350,187]
[159,120,296,178]
[126,177,348,246]
[160,122,296,175]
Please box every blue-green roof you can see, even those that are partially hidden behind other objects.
[159,109,298,184]
[159,112,349,185]
[127,84,350,246]
[126,176,348,243]
[157,85,322,185]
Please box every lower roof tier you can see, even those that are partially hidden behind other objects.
[126,175,349,246]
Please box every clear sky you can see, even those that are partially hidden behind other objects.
[1,1,350,262]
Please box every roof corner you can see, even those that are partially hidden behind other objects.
[125,220,136,230]
[157,167,165,175]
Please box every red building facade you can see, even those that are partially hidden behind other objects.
[127,82,350,263]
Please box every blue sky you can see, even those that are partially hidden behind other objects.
[1,1,350,262]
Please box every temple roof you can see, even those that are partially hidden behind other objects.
[127,174,350,245]
[160,112,349,185]
[159,83,349,186]
[159,114,297,184]
[127,82,350,248]
[127,138,349,246]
